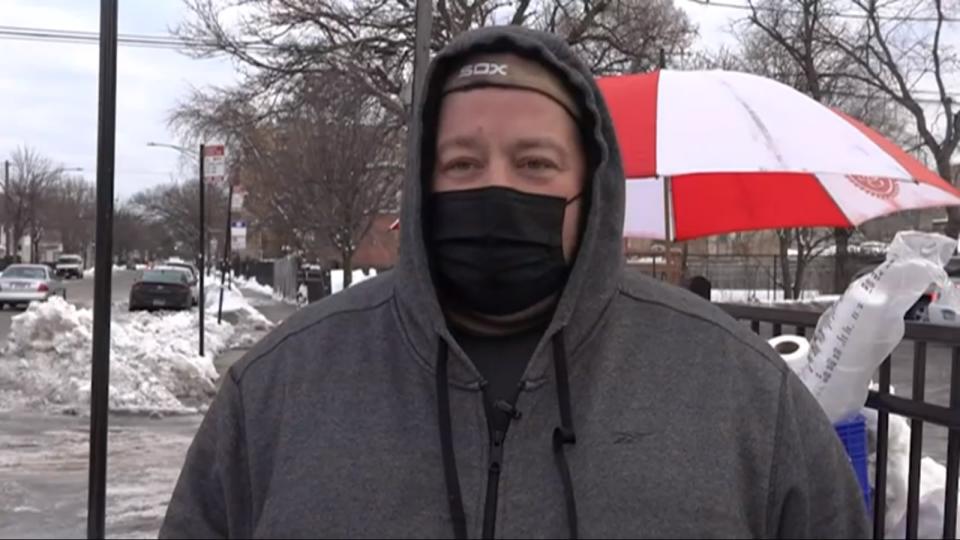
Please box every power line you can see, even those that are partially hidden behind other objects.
[686,0,960,22]
[0,25,274,51]
[0,23,955,102]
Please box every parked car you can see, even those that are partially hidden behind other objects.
[155,264,199,306]
[0,264,67,309]
[129,269,194,312]
[162,259,199,281]
[55,254,84,279]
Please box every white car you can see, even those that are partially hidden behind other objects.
[0,264,67,308]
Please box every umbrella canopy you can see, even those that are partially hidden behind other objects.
[597,69,960,241]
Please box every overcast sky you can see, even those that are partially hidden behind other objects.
[0,0,238,199]
[6,0,950,200]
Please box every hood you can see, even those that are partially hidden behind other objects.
[393,26,626,386]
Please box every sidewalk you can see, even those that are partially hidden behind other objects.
[211,288,300,376]
[0,288,301,539]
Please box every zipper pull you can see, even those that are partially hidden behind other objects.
[489,429,505,471]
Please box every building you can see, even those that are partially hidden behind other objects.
[350,214,400,270]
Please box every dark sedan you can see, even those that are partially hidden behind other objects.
[129,269,194,311]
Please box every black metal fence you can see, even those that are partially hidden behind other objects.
[721,303,960,539]
[232,256,300,300]
[626,253,886,299]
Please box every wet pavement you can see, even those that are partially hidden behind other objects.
[0,287,300,539]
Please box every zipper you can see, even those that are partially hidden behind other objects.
[482,428,506,538]
[480,383,523,539]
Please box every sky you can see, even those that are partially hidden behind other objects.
[0,0,238,199]
[0,0,953,200]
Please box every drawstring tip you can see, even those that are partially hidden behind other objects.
[554,426,576,446]
[494,399,523,420]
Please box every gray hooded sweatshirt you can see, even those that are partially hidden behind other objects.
[161,26,871,539]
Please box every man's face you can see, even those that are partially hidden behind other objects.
[432,88,586,260]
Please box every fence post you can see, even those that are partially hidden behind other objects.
[773,255,779,302]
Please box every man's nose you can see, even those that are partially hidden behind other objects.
[483,156,514,189]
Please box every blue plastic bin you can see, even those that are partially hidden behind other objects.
[834,414,872,512]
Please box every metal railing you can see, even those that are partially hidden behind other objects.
[721,303,960,539]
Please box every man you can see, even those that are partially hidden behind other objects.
[161,26,870,539]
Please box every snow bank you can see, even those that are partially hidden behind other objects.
[205,285,272,329]
[0,296,269,415]
[862,403,960,538]
[232,274,276,297]
[82,265,124,278]
[711,289,844,306]
[331,268,378,294]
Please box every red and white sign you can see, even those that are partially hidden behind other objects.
[203,144,226,184]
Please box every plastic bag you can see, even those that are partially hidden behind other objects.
[799,231,959,423]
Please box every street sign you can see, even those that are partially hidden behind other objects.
[202,144,226,184]
[231,220,247,251]
[232,233,247,251]
[231,186,246,212]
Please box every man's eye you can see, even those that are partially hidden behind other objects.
[519,158,558,171]
[444,160,478,172]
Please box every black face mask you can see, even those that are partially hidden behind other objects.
[429,186,581,316]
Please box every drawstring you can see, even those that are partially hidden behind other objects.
[552,331,579,540]
[437,338,468,540]
[436,332,579,539]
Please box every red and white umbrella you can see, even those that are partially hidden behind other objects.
[597,70,960,241]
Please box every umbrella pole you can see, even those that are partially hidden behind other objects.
[662,176,675,243]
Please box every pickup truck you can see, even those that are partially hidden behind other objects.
[55,254,84,279]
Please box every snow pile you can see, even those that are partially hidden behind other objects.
[232,274,276,297]
[862,403,960,538]
[205,286,272,329]
[82,265,125,278]
[0,296,269,414]
[331,268,378,294]
[711,288,822,304]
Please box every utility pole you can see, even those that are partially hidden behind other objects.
[87,0,119,537]
[3,160,8,259]
[198,144,205,357]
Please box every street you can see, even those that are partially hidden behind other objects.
[0,270,137,344]
[0,273,300,539]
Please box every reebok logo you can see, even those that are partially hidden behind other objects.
[458,62,508,78]
[612,430,657,445]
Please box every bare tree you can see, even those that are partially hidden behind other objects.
[130,180,228,263]
[776,227,834,299]
[3,147,62,262]
[45,175,96,255]
[821,0,960,236]
[737,0,920,293]
[248,74,402,286]
[113,203,159,262]
[176,0,696,126]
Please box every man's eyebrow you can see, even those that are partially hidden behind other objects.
[512,137,566,154]
[436,135,485,154]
